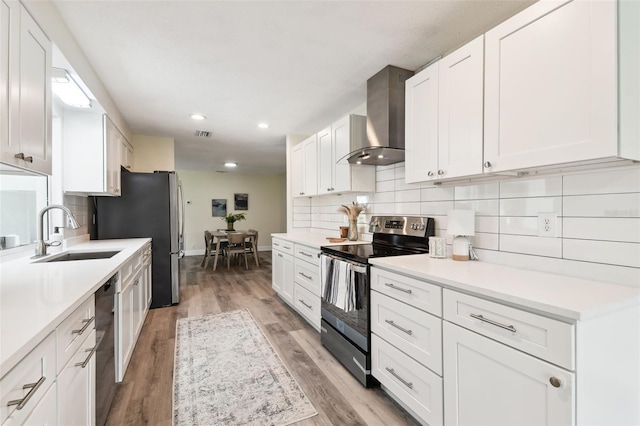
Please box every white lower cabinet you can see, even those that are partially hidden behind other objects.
[22,383,57,425]
[272,248,294,305]
[443,321,574,425]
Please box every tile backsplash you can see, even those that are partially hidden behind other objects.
[292,163,640,287]
[62,195,89,238]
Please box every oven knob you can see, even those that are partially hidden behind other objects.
[419,224,425,230]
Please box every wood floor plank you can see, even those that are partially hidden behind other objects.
[106,253,415,425]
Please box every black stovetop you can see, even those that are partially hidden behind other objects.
[322,243,428,263]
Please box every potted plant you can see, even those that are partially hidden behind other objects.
[222,212,246,231]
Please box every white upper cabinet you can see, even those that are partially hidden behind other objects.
[483,0,629,173]
[292,134,317,197]
[405,35,484,183]
[120,136,134,171]
[317,114,375,195]
[64,112,122,196]
[0,1,51,175]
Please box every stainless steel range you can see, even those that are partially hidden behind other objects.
[320,215,435,387]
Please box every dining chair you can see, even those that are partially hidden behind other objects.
[245,229,259,267]
[201,231,214,269]
[226,232,248,270]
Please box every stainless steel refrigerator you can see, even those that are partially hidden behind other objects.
[95,171,184,308]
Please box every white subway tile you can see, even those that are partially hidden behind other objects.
[376,164,395,171]
[294,213,311,221]
[372,203,395,215]
[563,217,640,243]
[395,178,422,191]
[471,232,499,250]
[564,239,640,268]
[500,176,562,198]
[500,197,562,217]
[563,165,640,195]
[432,215,448,231]
[394,202,421,215]
[421,201,455,216]
[376,180,395,193]
[421,187,454,202]
[292,220,311,228]
[476,216,499,234]
[563,194,640,217]
[376,169,395,182]
[293,205,310,214]
[499,234,562,258]
[500,217,539,236]
[455,182,499,200]
[395,165,406,180]
[395,189,421,203]
[372,191,394,204]
[454,199,499,216]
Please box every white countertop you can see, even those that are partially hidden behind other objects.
[370,255,640,321]
[271,232,369,249]
[0,238,150,377]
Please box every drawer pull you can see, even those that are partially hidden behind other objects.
[470,313,517,333]
[384,283,412,294]
[283,245,291,250]
[298,299,312,310]
[75,345,98,368]
[7,376,46,410]
[299,272,312,280]
[549,377,562,388]
[278,253,283,258]
[385,319,412,335]
[134,279,140,286]
[299,251,313,258]
[72,316,95,335]
[385,367,413,389]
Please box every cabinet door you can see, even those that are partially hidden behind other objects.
[58,330,96,426]
[291,143,304,197]
[21,382,56,426]
[443,321,574,426]
[104,116,121,195]
[0,0,14,159]
[117,284,134,382]
[331,115,351,193]
[302,135,318,196]
[272,250,283,293]
[132,272,144,336]
[405,62,438,183]
[317,127,333,194]
[484,0,617,172]
[281,253,294,304]
[438,35,484,179]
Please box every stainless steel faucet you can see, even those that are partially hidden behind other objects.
[35,204,80,257]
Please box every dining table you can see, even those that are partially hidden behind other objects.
[210,230,258,271]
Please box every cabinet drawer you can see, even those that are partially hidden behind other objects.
[142,243,152,266]
[119,250,144,290]
[294,283,320,328]
[272,238,294,255]
[0,332,56,425]
[371,334,443,426]
[371,267,442,316]
[371,291,442,375]
[443,289,575,370]
[294,244,320,266]
[294,259,320,296]
[57,294,96,373]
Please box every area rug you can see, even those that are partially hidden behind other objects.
[173,309,317,426]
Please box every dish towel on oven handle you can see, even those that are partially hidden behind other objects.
[321,255,356,312]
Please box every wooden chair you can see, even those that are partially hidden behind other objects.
[226,232,248,270]
[245,229,259,267]
[201,231,214,269]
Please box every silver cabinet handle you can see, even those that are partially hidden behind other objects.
[7,376,46,410]
[24,156,33,163]
[14,153,25,160]
[385,319,412,335]
[484,161,492,168]
[283,245,291,250]
[385,367,413,389]
[437,169,444,175]
[277,253,283,258]
[72,316,95,335]
[384,283,412,294]
[299,272,312,280]
[549,377,561,388]
[427,171,434,177]
[273,242,280,247]
[299,299,312,310]
[470,313,516,333]
[75,345,98,368]
[134,279,140,286]
[299,251,313,258]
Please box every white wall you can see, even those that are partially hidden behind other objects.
[179,170,286,255]
[292,163,640,288]
[131,134,175,172]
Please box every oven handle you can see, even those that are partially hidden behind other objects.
[320,253,368,274]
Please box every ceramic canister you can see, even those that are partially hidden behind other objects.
[429,236,447,258]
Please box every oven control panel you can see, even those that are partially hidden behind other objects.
[368,215,435,237]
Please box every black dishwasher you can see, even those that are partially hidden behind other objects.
[95,274,118,425]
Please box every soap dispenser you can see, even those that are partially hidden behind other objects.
[49,227,63,252]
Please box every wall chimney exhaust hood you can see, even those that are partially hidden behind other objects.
[344,65,414,166]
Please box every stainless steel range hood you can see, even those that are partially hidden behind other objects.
[345,65,414,166]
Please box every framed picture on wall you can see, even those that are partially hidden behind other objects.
[212,199,227,217]
[234,193,248,210]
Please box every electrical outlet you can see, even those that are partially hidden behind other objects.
[538,213,557,237]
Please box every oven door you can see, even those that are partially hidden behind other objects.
[320,253,369,352]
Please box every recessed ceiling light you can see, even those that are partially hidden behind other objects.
[224,162,237,168]
[190,114,206,120]
[257,122,269,129]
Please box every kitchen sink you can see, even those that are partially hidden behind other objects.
[35,250,121,263]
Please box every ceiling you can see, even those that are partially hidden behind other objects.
[52,0,534,175]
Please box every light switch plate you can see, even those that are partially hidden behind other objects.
[538,213,558,237]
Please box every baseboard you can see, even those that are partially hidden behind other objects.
[184,246,270,257]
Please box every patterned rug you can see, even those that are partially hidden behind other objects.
[173,309,317,425]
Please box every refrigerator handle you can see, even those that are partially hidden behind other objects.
[178,181,185,241]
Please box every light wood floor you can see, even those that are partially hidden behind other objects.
[106,253,418,426]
